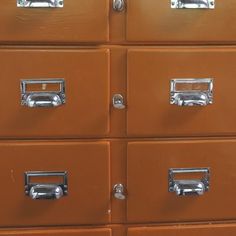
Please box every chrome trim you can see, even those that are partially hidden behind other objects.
[171,0,215,9]
[21,79,65,108]
[25,171,68,200]
[170,78,213,106]
[169,168,210,196]
[17,0,64,8]
[29,184,64,200]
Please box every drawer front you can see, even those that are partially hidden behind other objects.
[127,140,236,223]
[0,0,109,43]
[0,49,109,138]
[126,0,236,43]
[0,228,111,236]
[128,225,236,236]
[0,141,110,227]
[127,48,236,137]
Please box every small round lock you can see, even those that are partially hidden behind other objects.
[113,0,125,12]
[112,94,126,109]
[113,183,126,200]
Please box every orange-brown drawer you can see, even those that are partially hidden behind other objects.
[127,47,236,137]
[127,140,236,223]
[0,228,111,236]
[128,225,236,236]
[0,141,110,227]
[0,49,109,138]
[0,0,109,43]
[126,0,236,43]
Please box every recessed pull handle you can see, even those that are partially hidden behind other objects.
[169,168,210,196]
[170,78,213,106]
[17,0,64,8]
[21,79,65,108]
[25,171,68,200]
[171,0,215,9]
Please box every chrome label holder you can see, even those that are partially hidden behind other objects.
[17,0,64,8]
[169,168,210,196]
[21,79,66,108]
[170,78,213,106]
[25,171,68,200]
[171,0,215,9]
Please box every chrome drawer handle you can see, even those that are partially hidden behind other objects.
[29,184,64,200]
[23,92,63,108]
[169,168,210,196]
[21,79,65,108]
[17,0,63,8]
[113,183,127,200]
[113,0,125,12]
[171,0,215,9]
[112,94,126,109]
[25,171,68,200]
[170,78,213,106]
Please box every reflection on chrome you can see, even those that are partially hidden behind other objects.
[17,0,64,8]
[170,78,213,106]
[171,0,215,9]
